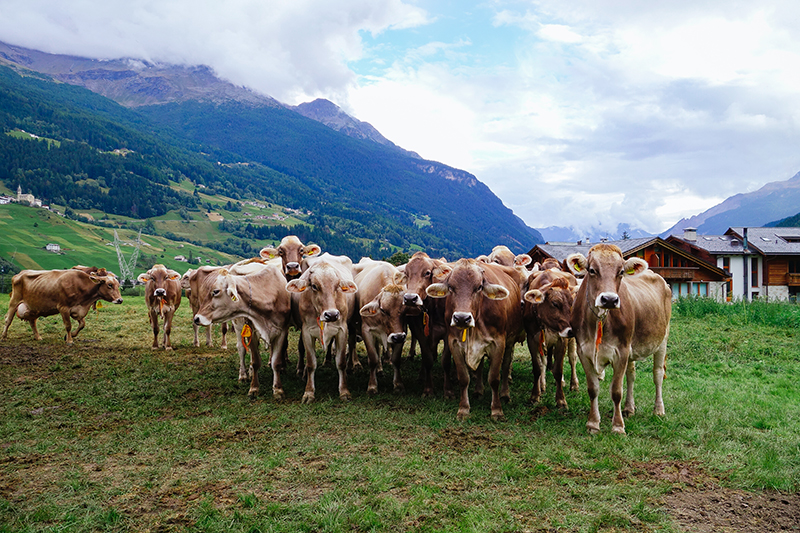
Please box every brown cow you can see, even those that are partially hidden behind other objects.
[426,258,523,420]
[2,267,123,344]
[522,269,578,408]
[193,262,291,399]
[567,244,672,435]
[181,268,229,349]
[398,252,449,397]
[354,259,407,394]
[138,264,182,350]
[259,235,321,279]
[286,253,358,403]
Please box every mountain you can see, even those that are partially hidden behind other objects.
[662,172,800,236]
[538,223,652,244]
[0,41,542,259]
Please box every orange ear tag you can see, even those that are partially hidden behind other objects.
[423,312,430,337]
[595,321,603,351]
[241,324,252,352]
[317,317,325,339]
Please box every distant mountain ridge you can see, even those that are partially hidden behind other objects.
[662,171,800,236]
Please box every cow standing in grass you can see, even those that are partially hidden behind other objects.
[138,264,182,351]
[567,244,672,435]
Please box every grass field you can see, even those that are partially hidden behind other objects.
[0,296,799,532]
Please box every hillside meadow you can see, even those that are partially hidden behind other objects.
[0,295,799,532]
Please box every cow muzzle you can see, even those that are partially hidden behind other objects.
[194,315,211,326]
[321,309,340,323]
[404,293,424,307]
[595,292,620,309]
[560,327,574,338]
[451,312,475,328]
[388,332,406,345]
[285,262,301,276]
[113,298,123,304]
[154,288,167,297]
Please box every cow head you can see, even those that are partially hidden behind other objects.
[259,235,321,279]
[360,283,407,345]
[89,269,123,304]
[426,258,509,329]
[138,264,181,299]
[524,277,575,338]
[286,262,357,324]
[401,252,450,310]
[180,268,196,291]
[566,244,648,310]
[193,269,241,326]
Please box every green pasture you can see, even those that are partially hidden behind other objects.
[0,296,798,532]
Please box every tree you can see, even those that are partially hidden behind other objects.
[621,231,630,240]
[385,251,410,266]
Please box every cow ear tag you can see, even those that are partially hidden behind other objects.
[231,293,238,302]
[461,328,468,342]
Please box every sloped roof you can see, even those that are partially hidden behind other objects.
[680,234,747,254]
[727,227,800,255]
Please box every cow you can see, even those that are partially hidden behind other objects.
[286,253,358,403]
[259,236,321,280]
[522,268,579,408]
[426,258,524,420]
[354,259,407,394]
[193,262,292,399]
[138,264,182,351]
[567,243,672,435]
[181,268,229,349]
[2,267,123,344]
[486,245,533,270]
[399,251,450,397]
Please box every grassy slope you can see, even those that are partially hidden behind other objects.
[0,297,798,532]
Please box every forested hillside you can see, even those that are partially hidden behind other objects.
[0,64,541,261]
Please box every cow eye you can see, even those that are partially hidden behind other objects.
[617,270,625,277]
[588,267,597,276]
[425,270,431,278]
[379,308,390,316]
[279,250,285,256]
[212,289,220,296]
[311,283,320,292]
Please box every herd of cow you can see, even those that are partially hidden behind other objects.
[1,236,672,434]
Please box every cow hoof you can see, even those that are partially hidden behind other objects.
[529,394,541,404]
[301,392,315,404]
[570,383,580,392]
[248,388,259,399]
[556,400,568,409]
[586,423,600,435]
[420,388,433,398]
[444,390,455,400]
[221,342,228,350]
[491,411,506,422]
[273,389,285,401]
[501,393,510,403]
[654,406,666,416]
[623,408,635,418]
[611,426,627,436]
[165,346,173,352]
[367,386,378,397]
[339,392,352,402]
[194,341,200,347]
[456,409,470,421]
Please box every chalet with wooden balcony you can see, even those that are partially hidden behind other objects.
[527,236,731,301]
[668,226,800,302]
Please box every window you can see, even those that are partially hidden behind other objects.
[722,257,730,271]
[751,257,759,287]
[789,259,799,274]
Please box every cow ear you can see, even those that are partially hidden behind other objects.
[566,254,587,277]
[303,244,321,257]
[432,264,452,281]
[339,280,358,293]
[514,254,532,267]
[360,301,379,317]
[88,273,103,284]
[393,271,407,286]
[426,283,448,298]
[395,264,406,273]
[137,273,150,284]
[476,255,490,263]
[286,279,308,293]
[524,289,545,304]
[219,269,230,277]
[623,257,648,277]
[222,276,240,302]
[167,271,181,281]
[260,247,279,260]
[482,283,510,300]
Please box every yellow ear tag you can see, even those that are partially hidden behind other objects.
[241,324,252,351]
[96,301,103,309]
[573,264,582,272]
[626,268,635,275]
[231,294,238,302]
[461,328,467,342]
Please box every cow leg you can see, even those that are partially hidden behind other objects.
[526,331,544,403]
[407,336,417,361]
[71,313,87,340]
[162,312,174,351]
[389,341,405,394]
[610,349,630,435]
[301,331,318,404]
[489,344,506,421]
[652,338,668,416]
[60,310,74,345]
[2,298,21,339]
[270,326,289,401]
[499,342,514,405]
[362,331,381,396]
[347,327,361,373]
[623,360,636,417]
[336,330,352,401]
[203,324,212,347]
[248,337,261,399]
[296,334,306,378]
[473,359,485,398]
[552,338,568,409]
[192,322,201,347]
[220,322,228,350]
[452,348,471,421]
[29,317,41,341]
[149,309,160,349]
[568,338,580,391]
[234,322,250,383]
[577,343,602,434]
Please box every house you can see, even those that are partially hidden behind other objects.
[528,236,731,302]
[668,227,800,302]
[174,255,188,262]
[16,185,41,207]
[45,243,60,253]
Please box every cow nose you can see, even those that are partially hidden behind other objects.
[322,309,340,322]
[114,298,123,304]
[598,293,620,309]
[561,327,574,338]
[285,262,300,273]
[194,316,202,325]
[403,293,419,306]
[155,288,166,297]
[451,312,474,328]
[388,332,406,344]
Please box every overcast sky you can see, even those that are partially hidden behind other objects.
[2,0,800,236]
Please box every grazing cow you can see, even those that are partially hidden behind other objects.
[259,236,321,280]
[286,253,358,403]
[399,252,449,397]
[181,268,229,349]
[193,262,291,399]
[354,259,407,394]
[522,269,579,408]
[138,265,182,350]
[426,259,523,420]
[567,244,672,435]
[2,267,123,344]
